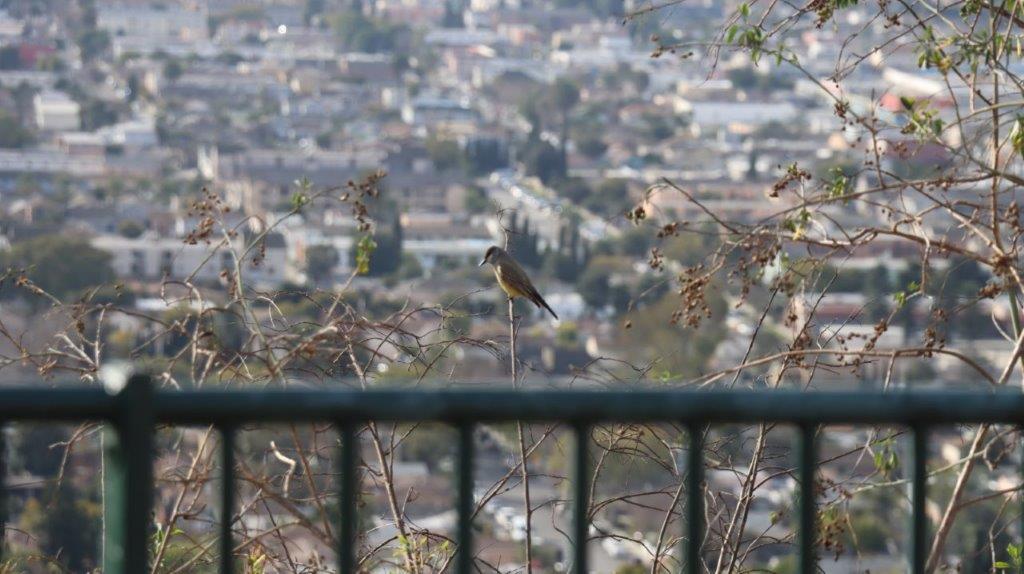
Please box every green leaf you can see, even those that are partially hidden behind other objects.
[893,291,907,308]
[356,235,377,275]
[995,561,1011,569]
[726,24,739,44]
[290,192,310,212]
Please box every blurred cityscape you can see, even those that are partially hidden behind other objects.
[0,0,1007,388]
[0,0,1015,572]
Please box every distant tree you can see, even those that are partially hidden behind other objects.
[755,120,801,140]
[304,0,326,25]
[163,58,184,82]
[19,485,101,571]
[727,66,759,90]
[126,73,141,102]
[76,29,110,62]
[574,130,608,159]
[554,0,625,17]
[0,235,115,301]
[425,136,464,172]
[36,55,66,72]
[519,97,543,140]
[506,212,542,268]
[464,137,508,174]
[583,178,632,217]
[397,252,423,279]
[726,65,795,92]
[578,256,631,312]
[559,177,591,204]
[555,321,579,346]
[521,139,565,184]
[549,78,580,166]
[306,244,339,284]
[863,264,892,321]
[216,52,245,66]
[441,1,464,27]
[117,220,144,238]
[463,184,490,214]
[614,562,647,574]
[13,425,69,476]
[80,99,119,130]
[329,9,408,53]
[542,250,580,283]
[0,112,34,148]
[640,112,674,141]
[0,45,20,69]
[353,211,403,276]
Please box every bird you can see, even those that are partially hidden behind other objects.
[479,245,558,320]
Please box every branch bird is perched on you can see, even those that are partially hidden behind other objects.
[479,245,558,320]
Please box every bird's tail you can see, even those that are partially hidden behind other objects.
[532,294,559,320]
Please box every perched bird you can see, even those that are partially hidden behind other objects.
[479,245,558,320]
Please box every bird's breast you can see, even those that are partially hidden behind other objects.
[495,267,526,298]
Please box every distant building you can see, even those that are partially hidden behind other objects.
[687,100,800,128]
[97,118,159,150]
[0,11,23,38]
[401,96,477,127]
[96,2,209,41]
[337,53,396,83]
[0,70,57,90]
[92,232,289,287]
[208,147,387,213]
[33,91,80,132]
[0,149,104,179]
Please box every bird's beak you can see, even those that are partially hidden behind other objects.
[478,259,487,267]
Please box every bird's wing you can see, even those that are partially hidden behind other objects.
[502,257,538,295]
[505,258,558,319]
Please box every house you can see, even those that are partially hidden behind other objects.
[91,231,289,288]
[337,53,396,83]
[96,2,209,41]
[687,99,800,129]
[208,147,387,213]
[401,96,478,127]
[33,91,80,132]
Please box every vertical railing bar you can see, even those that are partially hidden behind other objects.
[910,424,927,574]
[0,423,5,564]
[798,424,817,574]
[103,374,153,574]
[573,422,590,574]
[337,422,357,574]
[456,423,475,574]
[685,423,704,574]
[220,425,236,574]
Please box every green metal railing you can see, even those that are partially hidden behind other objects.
[0,375,1022,573]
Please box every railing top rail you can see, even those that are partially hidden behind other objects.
[0,385,1020,424]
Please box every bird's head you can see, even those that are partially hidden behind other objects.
[479,245,501,267]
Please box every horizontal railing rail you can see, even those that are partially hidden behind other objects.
[3,384,1024,423]
[0,376,1020,573]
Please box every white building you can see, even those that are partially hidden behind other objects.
[33,91,80,132]
[401,96,477,127]
[0,149,104,177]
[92,233,289,288]
[97,3,209,41]
[0,70,57,89]
[96,118,159,150]
[687,100,800,128]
